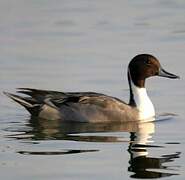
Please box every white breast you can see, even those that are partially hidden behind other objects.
[131,81,155,120]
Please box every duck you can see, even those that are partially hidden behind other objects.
[4,54,179,122]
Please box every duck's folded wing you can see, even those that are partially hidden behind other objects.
[49,94,133,122]
[17,88,67,102]
[50,92,127,112]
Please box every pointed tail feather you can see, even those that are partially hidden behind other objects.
[3,92,39,115]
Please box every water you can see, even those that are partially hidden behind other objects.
[0,0,185,179]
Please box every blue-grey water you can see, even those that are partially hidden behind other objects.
[1,0,185,179]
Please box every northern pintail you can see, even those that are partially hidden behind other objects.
[4,54,179,122]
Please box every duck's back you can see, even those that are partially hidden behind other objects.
[56,94,139,123]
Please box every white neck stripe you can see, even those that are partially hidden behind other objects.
[129,73,155,120]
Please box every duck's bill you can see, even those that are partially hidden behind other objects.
[158,68,180,79]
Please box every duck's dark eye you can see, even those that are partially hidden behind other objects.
[146,59,152,66]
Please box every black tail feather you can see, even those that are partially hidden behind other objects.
[4,92,40,115]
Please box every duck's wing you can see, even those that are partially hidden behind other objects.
[5,88,121,116]
[17,88,67,102]
[16,88,107,104]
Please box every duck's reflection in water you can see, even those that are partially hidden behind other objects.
[7,117,180,178]
[127,121,180,178]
